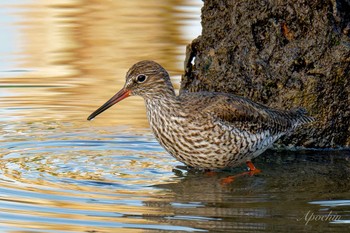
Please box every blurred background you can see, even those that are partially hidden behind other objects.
[0,0,201,127]
[0,1,349,233]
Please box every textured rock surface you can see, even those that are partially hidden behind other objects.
[181,0,350,148]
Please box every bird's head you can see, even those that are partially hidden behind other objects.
[87,60,174,121]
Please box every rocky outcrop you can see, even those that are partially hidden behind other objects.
[181,0,350,148]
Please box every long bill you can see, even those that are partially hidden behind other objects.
[87,89,131,121]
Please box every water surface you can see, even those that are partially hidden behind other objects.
[0,1,349,232]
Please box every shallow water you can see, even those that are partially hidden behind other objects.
[0,1,350,232]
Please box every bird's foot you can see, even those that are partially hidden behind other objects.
[220,161,261,185]
[220,175,236,185]
[246,160,262,175]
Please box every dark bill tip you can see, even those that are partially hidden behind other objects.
[87,89,130,121]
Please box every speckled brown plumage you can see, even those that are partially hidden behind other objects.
[88,60,314,169]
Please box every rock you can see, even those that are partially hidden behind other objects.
[181,0,350,148]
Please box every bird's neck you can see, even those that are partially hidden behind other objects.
[144,79,177,102]
[144,90,178,108]
[144,86,180,119]
[143,77,181,122]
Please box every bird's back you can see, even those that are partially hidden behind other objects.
[179,91,314,135]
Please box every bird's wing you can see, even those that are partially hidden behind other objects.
[196,93,294,134]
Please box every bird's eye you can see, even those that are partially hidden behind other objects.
[137,74,147,83]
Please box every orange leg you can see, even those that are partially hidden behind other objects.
[220,175,236,184]
[246,160,261,175]
[204,170,218,177]
[220,161,262,185]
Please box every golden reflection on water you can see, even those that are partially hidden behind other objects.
[1,0,200,127]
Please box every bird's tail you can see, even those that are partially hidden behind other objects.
[289,107,315,126]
